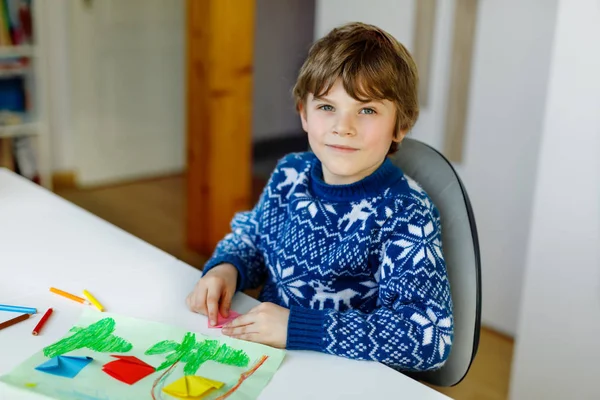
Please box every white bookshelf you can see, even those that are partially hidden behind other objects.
[0,45,35,58]
[0,121,39,139]
[0,1,51,189]
[0,66,30,78]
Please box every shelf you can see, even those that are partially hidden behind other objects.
[0,45,36,58]
[0,122,39,139]
[0,67,30,78]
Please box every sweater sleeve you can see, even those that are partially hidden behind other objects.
[286,201,454,371]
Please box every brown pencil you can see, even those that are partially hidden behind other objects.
[0,313,30,331]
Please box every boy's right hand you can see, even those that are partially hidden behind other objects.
[186,263,238,326]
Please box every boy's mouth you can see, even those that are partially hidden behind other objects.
[326,144,359,153]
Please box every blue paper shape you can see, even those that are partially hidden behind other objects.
[35,356,93,379]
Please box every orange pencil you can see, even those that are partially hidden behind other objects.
[0,313,30,331]
[49,287,90,305]
[32,308,53,336]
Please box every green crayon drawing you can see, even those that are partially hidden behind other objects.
[43,318,133,358]
[145,332,250,376]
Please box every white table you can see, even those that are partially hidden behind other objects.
[0,169,451,399]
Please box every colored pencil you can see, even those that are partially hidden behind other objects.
[49,287,90,305]
[82,290,104,312]
[0,313,30,331]
[0,304,37,314]
[32,308,53,336]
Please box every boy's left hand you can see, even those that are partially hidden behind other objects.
[221,302,289,348]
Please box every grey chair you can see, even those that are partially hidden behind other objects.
[389,138,482,387]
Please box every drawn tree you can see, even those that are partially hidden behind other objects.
[43,318,133,358]
[145,332,250,376]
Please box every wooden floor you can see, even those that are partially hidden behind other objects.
[56,174,513,400]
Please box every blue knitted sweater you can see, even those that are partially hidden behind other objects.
[203,152,453,371]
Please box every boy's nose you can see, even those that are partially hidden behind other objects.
[332,114,356,137]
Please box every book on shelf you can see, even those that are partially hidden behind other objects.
[0,0,32,47]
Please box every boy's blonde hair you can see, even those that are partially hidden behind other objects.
[293,22,419,154]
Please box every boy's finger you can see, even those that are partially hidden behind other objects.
[222,320,259,337]
[226,332,261,344]
[195,286,208,315]
[206,290,220,326]
[219,291,232,318]
[223,313,255,329]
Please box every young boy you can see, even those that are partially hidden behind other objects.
[186,22,453,371]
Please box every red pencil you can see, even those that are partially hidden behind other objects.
[32,308,53,336]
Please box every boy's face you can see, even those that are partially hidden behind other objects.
[300,79,404,185]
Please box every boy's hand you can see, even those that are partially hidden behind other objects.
[186,263,238,326]
[221,302,290,348]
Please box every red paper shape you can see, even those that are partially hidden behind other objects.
[102,355,155,385]
[209,310,242,329]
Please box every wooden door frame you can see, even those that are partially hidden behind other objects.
[186,0,255,256]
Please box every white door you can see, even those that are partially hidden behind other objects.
[69,0,185,186]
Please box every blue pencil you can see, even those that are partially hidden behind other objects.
[0,304,37,314]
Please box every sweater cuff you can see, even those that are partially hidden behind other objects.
[202,255,246,291]
[286,306,328,351]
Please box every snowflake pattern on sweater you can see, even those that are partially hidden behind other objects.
[203,152,453,371]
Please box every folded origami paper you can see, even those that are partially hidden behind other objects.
[210,311,241,329]
[162,375,225,399]
[102,355,155,385]
[34,356,93,379]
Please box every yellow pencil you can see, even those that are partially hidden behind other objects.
[82,290,104,312]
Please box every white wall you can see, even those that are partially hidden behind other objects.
[409,0,454,149]
[316,0,559,336]
[253,0,315,141]
[45,0,74,172]
[458,0,558,335]
[315,0,415,45]
[509,1,600,398]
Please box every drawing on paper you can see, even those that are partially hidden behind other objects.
[0,310,285,400]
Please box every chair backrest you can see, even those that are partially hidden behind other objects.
[389,138,482,387]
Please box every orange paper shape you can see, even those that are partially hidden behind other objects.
[102,355,155,385]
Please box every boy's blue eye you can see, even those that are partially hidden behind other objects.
[360,108,376,115]
[318,105,334,111]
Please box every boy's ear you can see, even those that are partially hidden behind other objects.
[394,129,408,143]
[298,103,309,133]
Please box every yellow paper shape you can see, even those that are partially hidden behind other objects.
[162,375,225,399]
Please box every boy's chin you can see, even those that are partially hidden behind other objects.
[322,164,365,184]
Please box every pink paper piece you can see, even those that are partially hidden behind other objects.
[209,311,241,328]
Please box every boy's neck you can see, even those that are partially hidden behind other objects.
[321,158,387,186]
